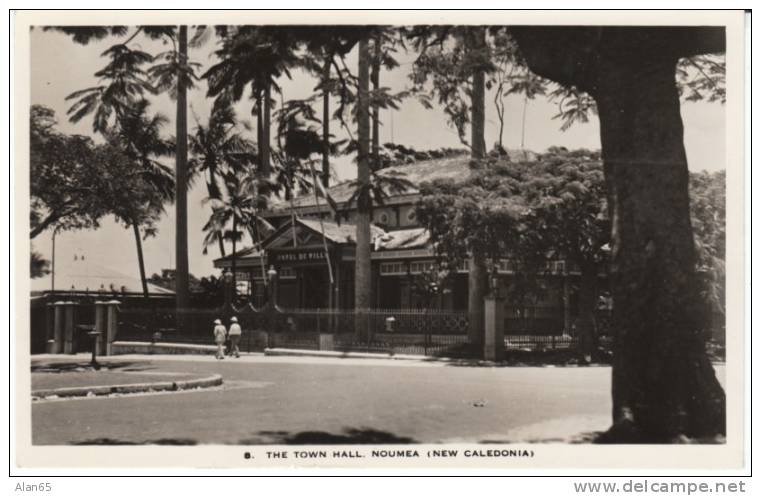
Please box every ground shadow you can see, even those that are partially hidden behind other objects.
[31,360,158,373]
[70,437,198,445]
[239,428,417,445]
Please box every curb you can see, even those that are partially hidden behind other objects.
[111,341,217,356]
[32,373,223,399]
[263,347,451,362]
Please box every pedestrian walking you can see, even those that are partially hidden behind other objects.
[213,319,227,360]
[228,316,242,358]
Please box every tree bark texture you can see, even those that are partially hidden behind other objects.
[510,26,726,441]
[596,58,725,440]
[354,38,372,340]
[174,25,190,311]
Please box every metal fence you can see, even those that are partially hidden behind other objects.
[116,305,620,357]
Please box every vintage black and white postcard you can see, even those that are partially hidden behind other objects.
[12,9,748,472]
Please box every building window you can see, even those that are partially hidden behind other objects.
[279,267,296,279]
[409,260,434,274]
[380,262,406,276]
[406,210,416,222]
[456,259,470,272]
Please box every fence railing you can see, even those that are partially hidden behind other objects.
[115,305,608,358]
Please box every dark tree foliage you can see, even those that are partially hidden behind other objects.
[30,105,110,239]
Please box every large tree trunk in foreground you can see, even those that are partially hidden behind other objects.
[354,38,372,341]
[174,25,190,312]
[596,58,724,441]
[511,26,726,441]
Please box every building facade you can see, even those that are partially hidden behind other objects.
[214,153,594,335]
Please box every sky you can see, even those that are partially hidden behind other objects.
[28,27,727,281]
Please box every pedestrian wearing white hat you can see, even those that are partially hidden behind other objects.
[228,316,242,358]
[213,318,227,359]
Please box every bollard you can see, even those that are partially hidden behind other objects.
[483,295,505,362]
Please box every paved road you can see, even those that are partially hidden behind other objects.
[30,355,725,445]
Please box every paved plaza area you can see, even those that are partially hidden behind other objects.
[30,354,726,445]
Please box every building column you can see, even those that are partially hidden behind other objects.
[63,301,76,354]
[51,301,66,354]
[104,300,121,356]
[94,301,107,355]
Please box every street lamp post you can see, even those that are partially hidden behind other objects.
[266,266,278,337]
[223,269,234,317]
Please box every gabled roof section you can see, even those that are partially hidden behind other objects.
[264,217,387,249]
[213,246,264,264]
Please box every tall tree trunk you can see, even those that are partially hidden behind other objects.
[467,26,487,352]
[132,222,149,300]
[470,27,487,158]
[595,56,724,441]
[174,25,190,311]
[256,90,264,168]
[354,38,372,340]
[231,215,237,298]
[321,58,331,188]
[576,263,599,362]
[467,254,487,347]
[371,34,381,168]
[510,25,727,442]
[262,83,272,176]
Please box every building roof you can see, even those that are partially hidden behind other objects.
[30,257,174,295]
[214,246,265,264]
[296,217,386,245]
[267,151,536,214]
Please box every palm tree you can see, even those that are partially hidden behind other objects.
[65,41,155,133]
[146,25,205,313]
[208,169,273,295]
[189,98,257,257]
[204,26,301,177]
[59,25,203,308]
[105,100,175,298]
